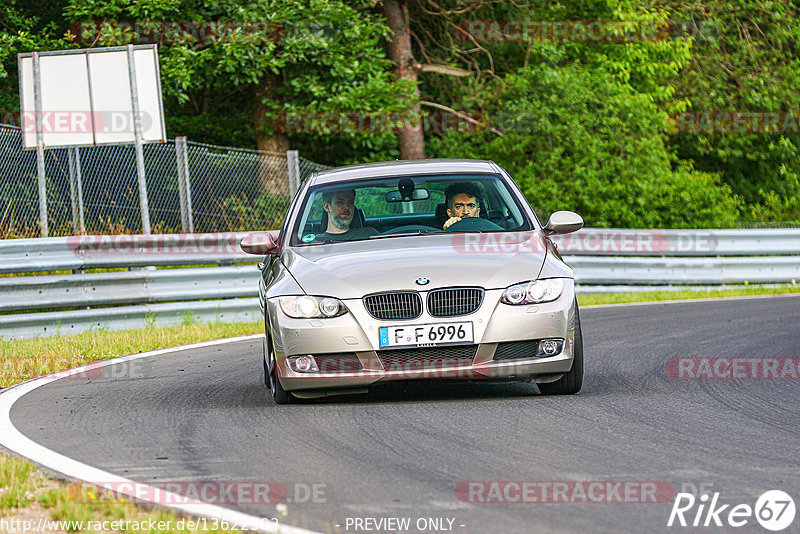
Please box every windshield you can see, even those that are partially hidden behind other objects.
[290,174,533,246]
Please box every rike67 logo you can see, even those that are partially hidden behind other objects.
[668,490,795,531]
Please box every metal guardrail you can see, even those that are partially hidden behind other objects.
[0,266,258,312]
[0,299,260,340]
[0,233,253,274]
[552,228,800,285]
[0,232,259,340]
[550,228,800,256]
[567,255,800,285]
[0,229,798,339]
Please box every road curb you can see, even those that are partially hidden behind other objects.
[0,334,320,534]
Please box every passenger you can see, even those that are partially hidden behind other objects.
[319,189,378,241]
[443,182,483,229]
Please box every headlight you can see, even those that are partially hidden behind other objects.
[279,296,348,318]
[501,279,564,305]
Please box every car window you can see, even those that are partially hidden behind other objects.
[292,174,532,246]
[349,186,445,216]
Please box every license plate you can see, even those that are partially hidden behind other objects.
[379,322,473,349]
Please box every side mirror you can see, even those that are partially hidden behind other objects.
[543,211,584,235]
[241,231,280,255]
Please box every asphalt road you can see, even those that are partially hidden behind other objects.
[10,295,800,533]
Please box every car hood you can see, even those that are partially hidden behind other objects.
[281,232,548,299]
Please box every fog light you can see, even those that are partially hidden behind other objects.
[537,339,563,357]
[541,341,558,354]
[541,340,559,355]
[289,355,319,373]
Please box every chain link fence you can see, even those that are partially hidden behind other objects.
[0,123,329,238]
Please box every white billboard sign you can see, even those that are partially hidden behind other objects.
[18,45,166,149]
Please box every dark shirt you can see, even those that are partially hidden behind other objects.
[319,226,379,242]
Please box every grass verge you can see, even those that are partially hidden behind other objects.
[0,454,47,511]
[577,284,800,306]
[1,455,247,533]
[0,322,261,388]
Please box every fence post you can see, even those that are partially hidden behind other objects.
[287,149,299,197]
[32,52,49,237]
[67,147,86,233]
[126,44,152,235]
[175,136,194,233]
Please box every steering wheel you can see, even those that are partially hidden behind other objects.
[444,217,503,232]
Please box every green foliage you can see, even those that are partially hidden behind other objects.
[0,1,78,112]
[58,0,416,163]
[664,0,800,209]
[744,186,800,224]
[522,1,693,111]
[60,0,413,108]
[1,0,799,229]
[430,63,741,228]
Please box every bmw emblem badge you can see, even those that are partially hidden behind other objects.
[415,277,430,286]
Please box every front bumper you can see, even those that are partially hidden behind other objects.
[267,280,577,392]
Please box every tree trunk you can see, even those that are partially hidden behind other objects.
[383,0,426,160]
[253,72,290,195]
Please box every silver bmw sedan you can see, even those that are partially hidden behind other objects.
[241,159,585,404]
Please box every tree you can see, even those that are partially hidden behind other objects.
[380,0,528,160]
[383,0,425,159]
[662,0,800,220]
[63,0,413,193]
[2,0,798,225]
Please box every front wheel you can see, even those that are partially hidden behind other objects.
[538,300,583,395]
[264,334,292,404]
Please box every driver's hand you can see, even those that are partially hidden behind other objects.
[443,216,461,229]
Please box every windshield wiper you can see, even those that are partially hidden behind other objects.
[370,229,446,239]
[298,237,336,245]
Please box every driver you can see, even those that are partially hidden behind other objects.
[443,182,482,229]
[319,189,378,241]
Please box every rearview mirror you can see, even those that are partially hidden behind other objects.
[385,189,430,202]
[543,211,584,235]
[241,231,280,255]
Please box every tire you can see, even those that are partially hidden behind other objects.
[538,300,584,395]
[264,333,292,404]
